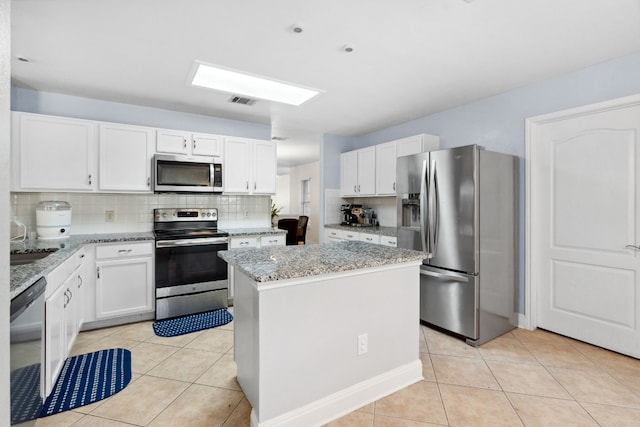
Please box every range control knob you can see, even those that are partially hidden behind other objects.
[207,212,211,217]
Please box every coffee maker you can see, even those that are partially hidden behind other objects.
[341,204,361,226]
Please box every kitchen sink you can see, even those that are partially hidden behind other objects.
[10,250,58,266]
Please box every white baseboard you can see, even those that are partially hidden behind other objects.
[517,312,530,329]
[250,359,423,427]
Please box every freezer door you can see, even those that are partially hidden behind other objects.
[420,266,478,340]
[427,145,479,273]
[397,152,430,253]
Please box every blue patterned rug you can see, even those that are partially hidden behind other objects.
[11,363,42,425]
[152,308,233,337]
[40,348,131,418]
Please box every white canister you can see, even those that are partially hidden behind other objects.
[36,201,72,240]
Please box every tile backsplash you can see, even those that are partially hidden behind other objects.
[10,192,271,236]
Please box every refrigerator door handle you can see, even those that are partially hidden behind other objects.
[420,159,429,254]
[428,160,437,257]
[420,268,470,282]
[433,161,439,253]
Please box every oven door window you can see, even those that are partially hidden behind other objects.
[157,160,212,187]
[155,243,227,288]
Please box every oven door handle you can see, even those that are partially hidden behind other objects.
[156,237,228,248]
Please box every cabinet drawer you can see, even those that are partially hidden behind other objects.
[65,248,86,276]
[260,235,285,247]
[325,229,344,240]
[342,231,359,241]
[380,236,397,247]
[96,241,153,259]
[359,233,380,244]
[230,237,258,249]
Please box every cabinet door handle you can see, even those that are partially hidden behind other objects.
[77,275,83,289]
[240,241,248,246]
[118,249,133,253]
[184,138,187,148]
[354,185,357,193]
[254,182,256,190]
[358,184,360,192]
[63,290,68,307]
[393,182,396,191]
[88,174,92,185]
[147,177,151,187]
[246,181,249,190]
[97,267,100,279]
[193,140,196,150]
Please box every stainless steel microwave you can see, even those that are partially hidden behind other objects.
[154,154,223,193]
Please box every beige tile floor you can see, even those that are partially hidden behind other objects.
[35,320,640,427]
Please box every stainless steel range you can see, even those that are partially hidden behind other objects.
[153,208,229,320]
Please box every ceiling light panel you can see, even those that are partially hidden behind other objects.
[191,62,321,106]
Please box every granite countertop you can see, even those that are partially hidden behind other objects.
[225,227,286,237]
[324,224,397,237]
[10,232,154,300]
[219,240,424,283]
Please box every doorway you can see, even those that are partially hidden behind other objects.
[526,94,640,357]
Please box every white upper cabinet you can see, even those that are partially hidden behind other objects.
[375,141,397,195]
[156,128,223,157]
[340,151,358,197]
[253,140,277,194]
[224,137,276,194]
[340,147,376,197]
[99,123,154,192]
[13,112,97,191]
[395,134,440,157]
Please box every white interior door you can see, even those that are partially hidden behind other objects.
[529,97,640,358]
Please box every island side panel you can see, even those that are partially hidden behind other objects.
[234,265,260,410]
[254,264,420,423]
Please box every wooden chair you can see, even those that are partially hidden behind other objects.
[277,218,299,245]
[297,216,309,245]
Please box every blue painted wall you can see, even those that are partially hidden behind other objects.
[11,86,271,139]
[351,49,640,314]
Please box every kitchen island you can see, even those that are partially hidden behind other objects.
[219,241,425,427]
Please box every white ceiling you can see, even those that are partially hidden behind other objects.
[11,0,640,167]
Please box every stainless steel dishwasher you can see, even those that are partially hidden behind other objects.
[10,277,46,426]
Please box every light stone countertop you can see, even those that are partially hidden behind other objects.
[10,232,154,300]
[219,240,424,283]
[324,224,397,237]
[10,227,284,299]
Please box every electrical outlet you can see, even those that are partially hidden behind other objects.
[244,210,249,217]
[357,333,368,355]
[105,210,115,222]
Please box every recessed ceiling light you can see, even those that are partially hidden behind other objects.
[190,61,321,106]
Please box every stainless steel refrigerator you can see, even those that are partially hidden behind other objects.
[397,145,517,346]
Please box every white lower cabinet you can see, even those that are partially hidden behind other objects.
[325,229,344,242]
[227,234,285,299]
[44,281,66,397]
[380,236,397,247]
[260,234,285,247]
[229,236,259,249]
[359,233,380,244]
[95,242,154,319]
[44,248,86,397]
[324,228,397,247]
